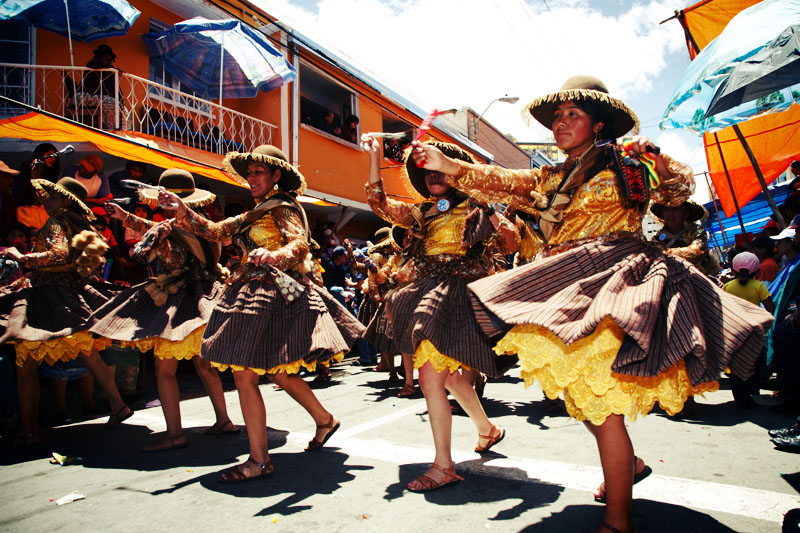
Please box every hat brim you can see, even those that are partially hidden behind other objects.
[32,179,95,220]
[138,188,216,208]
[404,141,476,197]
[650,201,707,222]
[524,88,638,139]
[223,152,307,194]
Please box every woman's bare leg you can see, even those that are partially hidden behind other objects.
[79,349,126,413]
[230,369,270,476]
[269,372,337,444]
[445,368,494,443]
[587,415,634,533]
[410,362,454,486]
[16,358,40,436]
[192,357,231,425]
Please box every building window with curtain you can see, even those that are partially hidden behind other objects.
[0,20,35,117]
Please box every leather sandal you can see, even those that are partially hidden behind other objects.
[594,456,652,503]
[204,419,241,435]
[104,406,134,429]
[397,384,418,398]
[475,424,505,453]
[142,433,188,452]
[597,521,630,533]
[407,463,464,492]
[305,416,340,451]
[219,457,273,483]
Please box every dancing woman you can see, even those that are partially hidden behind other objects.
[158,145,363,482]
[361,136,519,491]
[410,76,773,532]
[0,177,132,447]
[92,169,238,451]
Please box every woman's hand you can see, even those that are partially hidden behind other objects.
[248,247,276,267]
[360,134,381,159]
[104,200,127,220]
[409,141,461,175]
[157,190,188,216]
[1,246,24,262]
[620,136,668,175]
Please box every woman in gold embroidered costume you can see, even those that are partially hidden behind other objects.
[158,145,363,483]
[91,169,238,451]
[0,177,132,448]
[361,135,519,491]
[410,76,773,533]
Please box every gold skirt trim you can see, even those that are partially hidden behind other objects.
[496,316,718,425]
[14,332,111,367]
[121,326,205,360]
[413,339,472,374]
[210,352,345,375]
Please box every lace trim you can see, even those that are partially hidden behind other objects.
[121,326,205,360]
[496,316,717,425]
[413,340,472,373]
[14,331,104,366]
[211,352,344,375]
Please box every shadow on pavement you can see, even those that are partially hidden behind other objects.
[191,450,370,516]
[519,500,736,532]
[384,459,563,522]
[0,423,289,472]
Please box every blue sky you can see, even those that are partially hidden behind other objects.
[256,0,711,200]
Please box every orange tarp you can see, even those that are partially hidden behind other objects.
[0,112,243,188]
[676,0,800,218]
[678,0,761,58]
[704,106,800,216]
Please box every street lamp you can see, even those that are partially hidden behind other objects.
[472,95,519,140]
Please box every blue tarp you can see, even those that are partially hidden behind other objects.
[702,181,791,249]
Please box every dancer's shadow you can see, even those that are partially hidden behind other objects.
[519,500,737,532]
[189,450,369,517]
[384,458,563,522]
[0,423,289,472]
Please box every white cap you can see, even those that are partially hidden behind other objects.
[770,227,797,240]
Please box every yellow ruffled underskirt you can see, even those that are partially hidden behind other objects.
[121,326,205,360]
[211,352,345,375]
[413,339,472,373]
[496,316,718,425]
[14,332,112,367]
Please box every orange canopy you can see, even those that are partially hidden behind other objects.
[675,0,800,218]
[0,111,243,188]
[676,0,761,59]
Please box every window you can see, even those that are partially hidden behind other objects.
[381,113,412,165]
[299,62,358,144]
[0,20,35,116]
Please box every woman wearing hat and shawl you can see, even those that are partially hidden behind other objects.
[650,200,719,277]
[158,145,363,482]
[410,76,773,532]
[92,169,238,451]
[0,177,132,448]
[361,135,520,491]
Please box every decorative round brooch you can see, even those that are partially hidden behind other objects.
[436,198,450,212]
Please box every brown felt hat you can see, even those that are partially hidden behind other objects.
[223,145,307,194]
[139,169,215,208]
[404,141,475,197]
[0,160,20,176]
[650,199,707,222]
[524,75,639,139]
[32,177,95,220]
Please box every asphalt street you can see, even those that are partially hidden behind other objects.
[1,360,798,532]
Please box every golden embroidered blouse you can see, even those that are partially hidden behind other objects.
[365,180,519,280]
[445,153,694,246]
[173,190,308,278]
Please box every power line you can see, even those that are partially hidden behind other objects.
[540,0,587,72]
[515,0,568,78]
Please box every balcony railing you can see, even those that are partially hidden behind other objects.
[0,63,276,155]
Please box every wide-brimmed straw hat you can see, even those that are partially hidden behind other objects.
[32,177,95,220]
[138,169,215,208]
[650,200,707,222]
[368,225,408,254]
[404,141,475,197]
[223,145,307,194]
[524,75,639,139]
